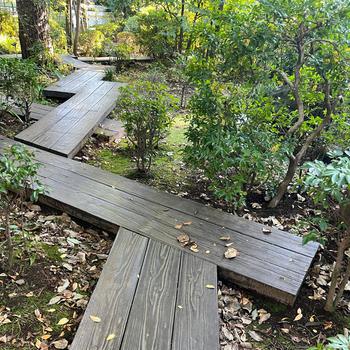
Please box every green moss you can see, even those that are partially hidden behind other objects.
[40,243,62,262]
[97,147,135,177]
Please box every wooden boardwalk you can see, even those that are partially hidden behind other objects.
[15,68,125,158]
[0,136,318,348]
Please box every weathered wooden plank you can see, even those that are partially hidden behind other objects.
[15,139,316,258]
[120,240,181,350]
[172,252,219,350]
[0,137,319,304]
[15,79,120,157]
[40,163,312,276]
[70,228,148,350]
[35,170,308,303]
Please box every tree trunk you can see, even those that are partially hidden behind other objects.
[178,0,185,53]
[73,0,82,56]
[16,0,52,60]
[65,0,73,49]
[325,234,350,312]
[268,80,333,208]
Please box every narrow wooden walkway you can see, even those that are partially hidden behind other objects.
[15,67,125,158]
[0,136,319,348]
[0,136,318,305]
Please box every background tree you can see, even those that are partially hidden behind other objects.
[15,0,52,60]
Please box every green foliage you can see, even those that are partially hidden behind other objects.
[128,9,178,58]
[184,0,350,208]
[185,82,288,208]
[0,58,42,124]
[117,80,178,172]
[309,332,350,349]
[0,144,45,271]
[304,150,350,211]
[0,10,19,54]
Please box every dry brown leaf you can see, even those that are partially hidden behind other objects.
[106,334,116,341]
[293,308,303,321]
[177,234,190,244]
[57,318,69,326]
[219,236,231,241]
[89,315,101,323]
[224,247,238,259]
[190,244,199,253]
[52,339,68,349]
[206,284,215,289]
[249,331,263,342]
[175,223,183,229]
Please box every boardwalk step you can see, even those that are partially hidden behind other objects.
[15,80,124,158]
[0,136,319,305]
[71,228,219,350]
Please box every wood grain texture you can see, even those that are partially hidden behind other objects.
[70,228,148,350]
[172,252,219,350]
[120,240,181,350]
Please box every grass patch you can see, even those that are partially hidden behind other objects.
[1,291,71,341]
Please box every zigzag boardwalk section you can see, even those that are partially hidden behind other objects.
[15,68,124,158]
[0,136,318,304]
[0,136,318,349]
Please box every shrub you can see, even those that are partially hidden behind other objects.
[185,82,288,209]
[117,80,178,173]
[79,29,105,56]
[0,58,42,124]
[303,150,350,312]
[0,144,44,271]
[128,10,177,58]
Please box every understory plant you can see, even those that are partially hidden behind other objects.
[303,150,350,312]
[185,83,288,208]
[117,80,178,173]
[309,329,350,349]
[0,144,44,271]
[0,58,41,124]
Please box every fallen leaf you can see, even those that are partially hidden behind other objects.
[224,247,238,259]
[294,308,303,321]
[219,236,231,241]
[106,334,116,341]
[62,263,73,271]
[89,315,101,323]
[52,339,68,349]
[175,223,183,229]
[206,284,215,289]
[183,221,192,226]
[249,331,263,342]
[262,228,272,234]
[177,234,189,244]
[190,244,199,253]
[57,318,69,326]
[48,296,62,305]
[57,280,69,293]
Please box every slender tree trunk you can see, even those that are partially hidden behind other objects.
[325,234,350,312]
[15,0,52,59]
[178,0,185,53]
[73,0,82,56]
[65,0,73,49]
[269,80,333,208]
